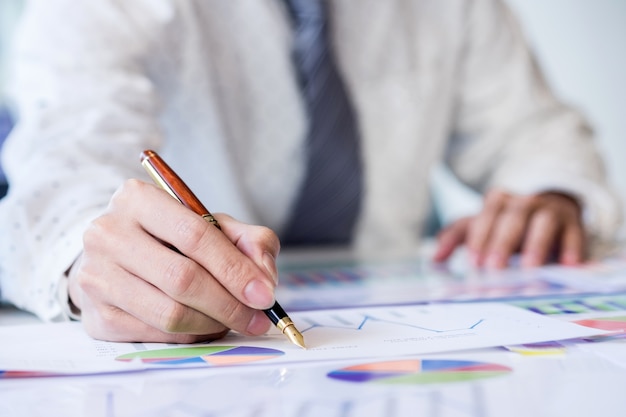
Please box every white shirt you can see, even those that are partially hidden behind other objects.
[0,0,621,321]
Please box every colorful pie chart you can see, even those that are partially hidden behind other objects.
[575,316,626,332]
[327,359,512,385]
[116,346,284,366]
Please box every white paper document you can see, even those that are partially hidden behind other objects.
[0,303,606,377]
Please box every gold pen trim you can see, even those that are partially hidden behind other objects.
[202,214,221,230]
[276,317,294,334]
[141,158,182,204]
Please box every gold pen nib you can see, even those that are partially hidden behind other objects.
[283,324,306,349]
[277,317,306,349]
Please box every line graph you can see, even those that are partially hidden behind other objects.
[299,313,485,334]
[282,303,600,355]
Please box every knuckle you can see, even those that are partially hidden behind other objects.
[117,178,146,197]
[75,269,98,296]
[92,305,126,339]
[156,301,189,333]
[525,194,542,209]
[518,194,537,208]
[485,189,507,205]
[99,304,119,325]
[110,179,142,208]
[220,298,252,330]
[218,258,248,287]
[560,200,582,221]
[83,213,125,255]
[508,198,533,217]
[74,262,107,299]
[536,208,558,224]
[164,257,197,298]
[83,217,110,251]
[252,225,281,253]
[174,216,211,253]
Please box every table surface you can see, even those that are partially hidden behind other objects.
[2,247,626,417]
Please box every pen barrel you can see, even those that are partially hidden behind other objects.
[263,302,287,325]
[140,150,218,227]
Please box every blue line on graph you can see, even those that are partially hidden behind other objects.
[299,315,485,333]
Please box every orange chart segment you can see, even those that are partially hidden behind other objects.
[201,354,279,366]
[328,359,511,385]
[116,346,284,366]
[575,316,626,332]
[347,360,422,373]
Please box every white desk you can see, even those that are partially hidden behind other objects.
[2,249,626,417]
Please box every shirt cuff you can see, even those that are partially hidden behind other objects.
[56,273,82,321]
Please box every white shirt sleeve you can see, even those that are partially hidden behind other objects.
[0,0,167,320]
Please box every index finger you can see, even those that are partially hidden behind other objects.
[216,213,281,284]
[162,208,277,311]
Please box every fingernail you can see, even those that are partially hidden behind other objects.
[262,252,279,284]
[243,279,275,309]
[246,310,271,335]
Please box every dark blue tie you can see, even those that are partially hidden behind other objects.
[281,0,363,246]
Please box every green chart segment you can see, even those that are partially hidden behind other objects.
[116,346,284,366]
[514,294,626,316]
[327,359,512,385]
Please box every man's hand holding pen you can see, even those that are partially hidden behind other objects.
[67,179,280,344]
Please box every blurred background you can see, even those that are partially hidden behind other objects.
[433,0,626,241]
[0,0,624,239]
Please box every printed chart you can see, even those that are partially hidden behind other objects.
[574,316,626,333]
[276,257,581,311]
[116,346,284,366]
[513,293,626,341]
[514,294,626,316]
[0,303,606,376]
[505,294,626,354]
[327,359,512,385]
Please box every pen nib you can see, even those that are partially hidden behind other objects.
[283,323,306,349]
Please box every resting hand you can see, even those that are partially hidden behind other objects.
[67,179,279,343]
[433,189,585,269]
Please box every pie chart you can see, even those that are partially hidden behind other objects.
[116,346,284,366]
[327,359,512,385]
[575,316,626,332]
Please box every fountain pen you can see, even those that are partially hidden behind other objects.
[140,149,306,349]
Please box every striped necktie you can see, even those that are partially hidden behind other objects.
[281,0,363,246]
